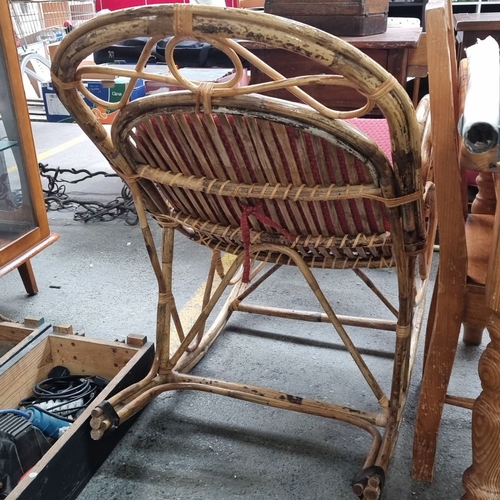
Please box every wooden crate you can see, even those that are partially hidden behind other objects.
[0,318,51,365]
[0,330,154,500]
[264,0,389,36]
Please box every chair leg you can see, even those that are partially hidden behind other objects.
[17,260,38,295]
[462,322,485,346]
[90,250,246,438]
[462,311,500,500]
[377,257,417,464]
[413,288,464,482]
[351,257,423,500]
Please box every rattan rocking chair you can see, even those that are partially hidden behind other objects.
[51,5,435,498]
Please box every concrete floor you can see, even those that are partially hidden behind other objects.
[0,122,483,500]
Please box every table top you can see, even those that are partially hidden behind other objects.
[341,27,422,48]
[454,12,500,31]
[241,26,423,51]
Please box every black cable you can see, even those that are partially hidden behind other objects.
[39,162,138,225]
[19,374,109,421]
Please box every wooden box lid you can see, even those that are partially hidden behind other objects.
[265,0,389,17]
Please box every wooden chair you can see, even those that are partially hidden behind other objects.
[412,0,500,494]
[51,5,435,498]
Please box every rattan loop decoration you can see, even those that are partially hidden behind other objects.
[195,81,216,114]
[220,39,377,121]
[51,72,80,90]
[362,75,399,102]
[173,4,194,38]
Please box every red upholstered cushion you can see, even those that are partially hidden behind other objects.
[346,118,392,160]
[347,118,478,186]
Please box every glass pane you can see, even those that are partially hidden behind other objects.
[0,36,36,250]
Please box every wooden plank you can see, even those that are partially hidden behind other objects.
[454,12,500,32]
[0,338,54,408]
[52,324,74,334]
[265,0,389,15]
[0,321,52,367]
[408,32,427,77]
[0,322,35,343]
[126,333,147,346]
[412,0,468,482]
[48,334,143,381]
[23,317,45,327]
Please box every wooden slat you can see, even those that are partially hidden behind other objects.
[0,321,35,343]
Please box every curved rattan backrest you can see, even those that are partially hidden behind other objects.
[51,5,425,258]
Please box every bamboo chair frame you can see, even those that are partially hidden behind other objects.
[51,5,435,498]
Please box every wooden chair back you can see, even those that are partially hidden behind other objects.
[413,0,500,495]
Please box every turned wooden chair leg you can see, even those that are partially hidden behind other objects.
[462,171,495,348]
[471,172,496,216]
[17,260,38,295]
[462,311,500,500]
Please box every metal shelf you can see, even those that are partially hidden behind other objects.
[0,139,18,152]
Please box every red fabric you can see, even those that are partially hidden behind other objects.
[348,117,478,186]
[346,118,392,160]
[466,170,478,186]
[95,0,236,11]
[240,203,294,283]
[136,113,390,237]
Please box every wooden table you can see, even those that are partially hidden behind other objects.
[455,12,500,58]
[242,27,423,112]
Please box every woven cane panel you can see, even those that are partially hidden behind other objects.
[132,112,391,243]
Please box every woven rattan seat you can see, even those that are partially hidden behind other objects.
[51,5,436,498]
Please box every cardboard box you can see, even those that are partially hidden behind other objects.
[47,42,60,61]
[85,77,146,124]
[1,328,154,500]
[42,74,146,124]
[41,82,74,123]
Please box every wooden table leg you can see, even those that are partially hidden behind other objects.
[462,311,500,500]
[17,260,38,295]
